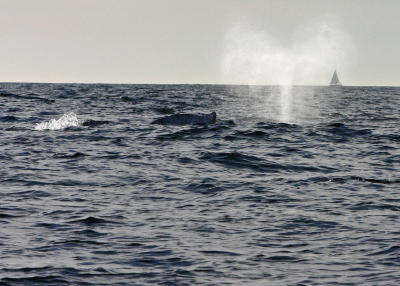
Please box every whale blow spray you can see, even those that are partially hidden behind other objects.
[222,22,354,123]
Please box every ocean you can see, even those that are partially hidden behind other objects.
[0,83,399,285]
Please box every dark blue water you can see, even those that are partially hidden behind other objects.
[0,83,399,285]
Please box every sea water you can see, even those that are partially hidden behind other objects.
[0,83,399,285]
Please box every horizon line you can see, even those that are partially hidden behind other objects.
[0,81,399,88]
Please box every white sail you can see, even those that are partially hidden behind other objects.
[330,70,342,86]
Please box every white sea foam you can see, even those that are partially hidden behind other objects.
[35,112,80,131]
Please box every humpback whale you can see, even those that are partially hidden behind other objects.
[152,112,216,126]
[82,119,112,127]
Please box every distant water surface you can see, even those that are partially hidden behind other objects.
[0,83,399,285]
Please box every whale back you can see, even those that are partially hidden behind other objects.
[152,112,216,125]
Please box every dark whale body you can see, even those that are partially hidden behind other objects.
[152,112,216,126]
[82,119,112,127]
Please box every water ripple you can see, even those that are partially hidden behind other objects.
[1,83,399,285]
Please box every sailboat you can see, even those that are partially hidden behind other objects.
[330,70,342,86]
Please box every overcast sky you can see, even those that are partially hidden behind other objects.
[0,0,399,86]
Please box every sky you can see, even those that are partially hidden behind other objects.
[0,0,399,86]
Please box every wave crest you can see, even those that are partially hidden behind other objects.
[35,112,80,131]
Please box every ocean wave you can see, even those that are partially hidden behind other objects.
[200,151,333,173]
[0,115,18,122]
[0,91,54,103]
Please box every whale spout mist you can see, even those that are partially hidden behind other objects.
[221,22,354,123]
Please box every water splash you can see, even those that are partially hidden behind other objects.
[35,112,80,130]
[221,22,354,123]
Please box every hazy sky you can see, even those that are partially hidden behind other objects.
[0,0,399,86]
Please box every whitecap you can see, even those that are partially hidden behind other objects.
[35,112,80,131]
